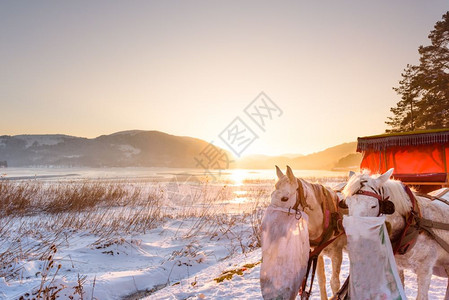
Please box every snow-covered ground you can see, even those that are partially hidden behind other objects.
[0,169,448,299]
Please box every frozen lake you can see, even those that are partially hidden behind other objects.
[0,167,348,183]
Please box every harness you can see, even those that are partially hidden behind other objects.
[333,186,449,300]
[392,185,422,255]
[297,179,344,299]
[393,185,449,255]
[294,179,343,244]
[354,180,396,216]
[351,184,449,255]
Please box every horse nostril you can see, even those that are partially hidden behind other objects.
[281,197,289,202]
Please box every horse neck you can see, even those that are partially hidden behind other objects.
[383,180,413,216]
[384,180,419,239]
[301,180,326,240]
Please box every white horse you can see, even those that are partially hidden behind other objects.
[270,166,346,300]
[342,168,449,300]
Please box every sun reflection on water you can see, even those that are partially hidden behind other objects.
[230,169,247,186]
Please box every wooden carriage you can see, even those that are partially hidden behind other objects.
[357,129,449,192]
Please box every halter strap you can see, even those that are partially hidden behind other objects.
[355,189,385,202]
[293,178,307,211]
[354,189,391,217]
[267,205,304,220]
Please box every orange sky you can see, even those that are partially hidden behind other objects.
[1,1,447,155]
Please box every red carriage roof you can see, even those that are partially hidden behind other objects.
[356,129,449,189]
[357,129,449,152]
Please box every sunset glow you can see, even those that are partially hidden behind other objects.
[1,1,447,155]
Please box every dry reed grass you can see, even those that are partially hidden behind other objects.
[0,178,271,289]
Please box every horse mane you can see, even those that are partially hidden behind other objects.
[382,180,413,216]
[342,171,370,198]
[302,180,338,209]
[343,172,412,216]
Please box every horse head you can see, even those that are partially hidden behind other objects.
[270,165,300,209]
[342,168,396,217]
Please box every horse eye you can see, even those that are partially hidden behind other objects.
[371,205,377,209]
[281,197,289,202]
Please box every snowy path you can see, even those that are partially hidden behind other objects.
[149,249,448,300]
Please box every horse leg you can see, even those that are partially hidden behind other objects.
[330,248,343,295]
[416,266,433,300]
[317,254,328,300]
[445,279,449,300]
[399,268,405,288]
[444,267,449,300]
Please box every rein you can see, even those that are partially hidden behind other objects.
[300,231,345,299]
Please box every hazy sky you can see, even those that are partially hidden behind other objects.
[1,1,447,155]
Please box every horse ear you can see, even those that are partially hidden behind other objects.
[275,165,284,179]
[377,168,394,185]
[286,165,295,183]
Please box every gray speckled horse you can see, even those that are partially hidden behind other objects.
[343,169,449,300]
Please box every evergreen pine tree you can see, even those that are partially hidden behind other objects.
[386,65,420,132]
[387,12,449,132]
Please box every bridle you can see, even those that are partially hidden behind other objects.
[352,180,395,216]
[287,178,309,220]
[270,178,307,220]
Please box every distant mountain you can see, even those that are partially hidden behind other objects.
[0,131,232,168]
[333,153,363,171]
[236,142,360,170]
[290,142,359,170]
[0,130,361,170]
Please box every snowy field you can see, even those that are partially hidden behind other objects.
[0,168,447,299]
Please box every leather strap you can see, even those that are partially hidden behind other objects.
[421,226,449,253]
[332,275,350,300]
[298,182,344,298]
[355,189,384,201]
[419,218,449,231]
[355,189,391,217]
[417,191,449,206]
[393,185,421,254]
[293,178,307,211]
[300,231,345,299]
